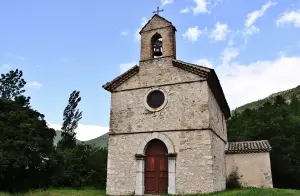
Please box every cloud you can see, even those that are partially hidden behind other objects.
[193,58,214,68]
[182,26,207,42]
[192,0,210,15]
[209,22,229,41]
[48,122,109,141]
[120,31,129,36]
[135,17,148,41]
[161,0,174,6]
[5,53,25,61]
[276,9,300,28]
[243,1,277,38]
[27,81,42,88]
[194,46,300,110]
[180,7,190,14]
[1,64,11,69]
[120,62,137,73]
[245,1,277,28]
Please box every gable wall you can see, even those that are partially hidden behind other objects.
[115,57,201,91]
[226,153,273,188]
[110,81,209,134]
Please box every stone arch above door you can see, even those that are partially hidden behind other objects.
[136,132,175,155]
[135,132,176,195]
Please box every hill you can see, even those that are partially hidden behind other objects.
[234,85,300,113]
[53,130,108,148]
[84,132,108,148]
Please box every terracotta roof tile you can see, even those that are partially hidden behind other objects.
[226,140,272,154]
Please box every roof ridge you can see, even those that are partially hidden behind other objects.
[139,14,175,34]
[173,59,212,71]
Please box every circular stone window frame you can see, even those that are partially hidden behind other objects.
[144,87,168,112]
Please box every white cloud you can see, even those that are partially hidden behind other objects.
[182,26,207,42]
[120,62,137,73]
[221,47,240,65]
[161,0,174,6]
[244,25,260,36]
[276,9,300,28]
[193,58,214,68]
[120,31,129,36]
[245,1,277,28]
[27,81,42,88]
[48,122,109,141]
[1,64,11,69]
[135,17,148,41]
[209,22,229,41]
[195,46,300,110]
[180,7,190,14]
[192,0,210,15]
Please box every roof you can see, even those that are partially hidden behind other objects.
[102,59,231,119]
[139,14,177,34]
[225,140,272,154]
[102,65,139,92]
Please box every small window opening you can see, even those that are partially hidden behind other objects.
[151,34,163,58]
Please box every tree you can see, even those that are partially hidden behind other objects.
[58,90,82,149]
[0,98,56,192]
[228,95,300,189]
[0,69,26,100]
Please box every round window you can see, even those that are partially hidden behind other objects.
[144,88,168,112]
[147,90,165,109]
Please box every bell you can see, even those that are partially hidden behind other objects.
[153,39,163,56]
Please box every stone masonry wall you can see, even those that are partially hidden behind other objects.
[106,130,217,195]
[226,153,273,188]
[211,133,226,191]
[140,16,176,61]
[208,84,227,141]
[115,57,202,91]
[110,81,209,134]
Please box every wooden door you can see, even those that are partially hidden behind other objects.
[145,139,168,195]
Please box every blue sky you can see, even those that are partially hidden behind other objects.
[1,0,300,140]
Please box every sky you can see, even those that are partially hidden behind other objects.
[1,0,300,141]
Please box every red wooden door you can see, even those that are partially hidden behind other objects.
[145,139,168,195]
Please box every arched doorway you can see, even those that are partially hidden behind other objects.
[145,139,168,194]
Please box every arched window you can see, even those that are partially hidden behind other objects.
[151,33,163,58]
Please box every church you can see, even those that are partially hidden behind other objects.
[103,13,273,195]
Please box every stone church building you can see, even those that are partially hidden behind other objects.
[103,14,273,195]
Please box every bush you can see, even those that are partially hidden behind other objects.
[226,169,242,189]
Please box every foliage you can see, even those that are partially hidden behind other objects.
[228,95,300,189]
[51,145,107,189]
[0,69,27,100]
[0,98,56,192]
[57,90,82,149]
[226,169,242,189]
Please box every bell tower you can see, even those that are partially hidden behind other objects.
[139,14,176,61]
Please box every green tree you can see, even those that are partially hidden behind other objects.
[228,95,300,189]
[0,98,56,192]
[58,90,82,149]
[0,69,26,100]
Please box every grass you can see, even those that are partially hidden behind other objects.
[0,188,299,196]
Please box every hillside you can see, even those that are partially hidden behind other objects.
[54,130,108,148]
[234,85,300,113]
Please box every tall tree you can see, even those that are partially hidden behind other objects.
[58,90,82,149]
[0,69,26,100]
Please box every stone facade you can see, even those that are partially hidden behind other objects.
[104,14,236,196]
[226,152,273,188]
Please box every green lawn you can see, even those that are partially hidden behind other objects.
[0,188,299,196]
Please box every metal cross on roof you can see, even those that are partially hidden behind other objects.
[152,6,164,15]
